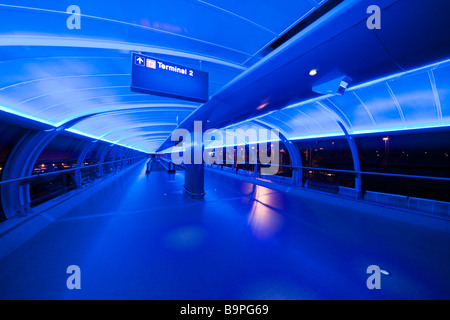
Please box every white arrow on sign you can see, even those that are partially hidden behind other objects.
[136,56,144,65]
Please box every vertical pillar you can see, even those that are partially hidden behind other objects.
[184,121,205,199]
[74,141,96,188]
[285,140,303,187]
[253,120,302,186]
[337,121,362,199]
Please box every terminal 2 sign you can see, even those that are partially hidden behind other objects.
[131,53,209,103]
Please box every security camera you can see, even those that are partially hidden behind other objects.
[338,78,350,95]
[312,75,352,96]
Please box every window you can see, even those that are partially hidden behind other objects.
[296,138,355,189]
[355,129,450,202]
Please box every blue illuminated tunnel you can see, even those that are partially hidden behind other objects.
[0,0,336,153]
[1,0,450,302]
[0,0,449,154]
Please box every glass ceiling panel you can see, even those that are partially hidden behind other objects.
[1,0,448,153]
[351,82,402,130]
[432,64,450,121]
[387,71,438,126]
[0,0,324,65]
[248,60,450,141]
[264,102,343,140]
[327,91,376,131]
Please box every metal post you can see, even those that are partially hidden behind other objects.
[184,123,205,199]
[337,121,362,199]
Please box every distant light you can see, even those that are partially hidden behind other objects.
[383,137,389,141]
[257,102,269,110]
[309,69,318,76]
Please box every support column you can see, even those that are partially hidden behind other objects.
[253,119,303,186]
[184,122,205,200]
[74,141,96,188]
[97,144,111,177]
[285,139,303,187]
[337,121,363,199]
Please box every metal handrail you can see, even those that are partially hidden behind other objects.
[0,156,148,185]
[208,162,450,182]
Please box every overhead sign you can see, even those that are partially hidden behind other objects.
[131,53,209,103]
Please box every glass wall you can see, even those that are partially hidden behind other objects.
[81,142,105,184]
[293,129,450,202]
[30,134,86,206]
[28,134,146,207]
[0,121,146,221]
[296,138,355,192]
[0,123,28,180]
[258,142,292,178]
[203,128,450,203]
[355,129,450,202]
[0,123,29,221]
[205,142,292,178]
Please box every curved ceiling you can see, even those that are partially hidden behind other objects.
[206,59,450,151]
[0,0,329,152]
[2,0,449,155]
[256,60,450,140]
[158,0,450,151]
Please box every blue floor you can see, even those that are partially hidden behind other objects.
[0,162,449,299]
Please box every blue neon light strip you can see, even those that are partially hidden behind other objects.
[0,105,148,153]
